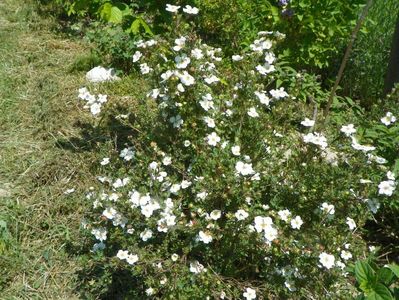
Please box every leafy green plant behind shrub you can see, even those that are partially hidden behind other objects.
[194,0,365,71]
[52,0,365,74]
[74,7,399,299]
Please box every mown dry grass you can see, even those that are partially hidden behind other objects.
[0,1,101,298]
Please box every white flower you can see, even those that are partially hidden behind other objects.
[146,288,154,296]
[78,87,89,100]
[204,116,216,128]
[170,183,181,194]
[162,156,172,166]
[196,191,208,200]
[173,36,187,51]
[199,94,215,111]
[116,249,129,260]
[198,231,213,244]
[303,132,328,149]
[204,75,220,84]
[248,107,259,118]
[183,5,199,14]
[175,54,191,69]
[181,180,192,189]
[321,202,335,215]
[97,94,107,103]
[340,124,356,136]
[387,171,396,180]
[378,180,396,196]
[290,216,303,229]
[171,253,179,261]
[264,225,278,242]
[91,227,107,241]
[278,209,291,222]
[232,55,243,61]
[190,261,206,273]
[132,51,142,62]
[113,177,130,189]
[166,4,180,13]
[210,210,222,220]
[254,91,271,106]
[120,147,134,161]
[191,48,204,59]
[319,252,335,269]
[270,87,288,99]
[140,63,152,74]
[250,38,272,52]
[126,254,139,265]
[264,52,276,64]
[340,250,352,261]
[235,209,249,220]
[140,229,153,241]
[149,161,158,171]
[231,145,241,156]
[301,118,315,127]
[178,71,195,86]
[346,217,356,230]
[381,112,396,126]
[184,140,191,147]
[100,157,110,165]
[235,161,255,176]
[103,207,117,220]
[243,287,256,300]
[254,216,273,232]
[207,132,221,146]
[256,64,275,75]
[90,103,102,116]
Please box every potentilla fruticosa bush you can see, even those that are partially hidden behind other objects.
[77,5,398,299]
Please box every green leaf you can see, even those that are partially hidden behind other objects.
[99,3,112,21]
[130,18,141,34]
[99,3,123,24]
[138,18,153,35]
[387,264,399,278]
[366,283,394,300]
[130,17,153,35]
[377,268,395,286]
[109,6,123,24]
[356,261,376,289]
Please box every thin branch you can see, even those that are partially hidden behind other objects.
[323,0,374,119]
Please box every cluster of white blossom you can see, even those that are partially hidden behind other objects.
[78,87,107,116]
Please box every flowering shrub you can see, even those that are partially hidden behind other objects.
[77,6,398,299]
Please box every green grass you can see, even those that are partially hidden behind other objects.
[0,1,98,298]
[0,1,150,298]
